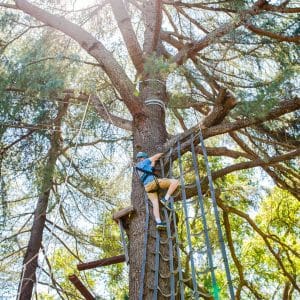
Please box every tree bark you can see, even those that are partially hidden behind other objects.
[18,101,67,299]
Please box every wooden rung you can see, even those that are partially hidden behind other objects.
[112,205,134,221]
[77,254,126,271]
[68,274,95,300]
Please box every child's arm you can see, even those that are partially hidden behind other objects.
[149,153,164,166]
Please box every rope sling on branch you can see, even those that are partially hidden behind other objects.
[137,130,235,300]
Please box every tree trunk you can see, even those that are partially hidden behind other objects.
[18,102,67,299]
[129,77,170,299]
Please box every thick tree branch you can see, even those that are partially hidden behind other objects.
[245,23,300,43]
[202,88,237,127]
[0,3,17,9]
[195,146,252,160]
[261,3,300,14]
[166,96,300,151]
[209,148,300,182]
[110,0,143,73]
[143,0,163,54]
[172,108,188,131]
[89,95,133,131]
[181,148,300,201]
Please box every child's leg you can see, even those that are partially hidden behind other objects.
[159,178,179,200]
[147,192,161,222]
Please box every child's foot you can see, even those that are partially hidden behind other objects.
[160,197,172,211]
[156,221,167,230]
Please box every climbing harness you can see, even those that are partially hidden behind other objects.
[135,165,161,192]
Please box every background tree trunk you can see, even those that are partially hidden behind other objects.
[18,103,67,299]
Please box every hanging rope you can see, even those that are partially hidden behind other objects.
[198,128,235,300]
[153,231,160,300]
[168,148,185,299]
[190,133,219,300]
[177,139,200,300]
[158,158,176,300]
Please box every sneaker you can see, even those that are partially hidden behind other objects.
[156,222,167,230]
[160,197,172,211]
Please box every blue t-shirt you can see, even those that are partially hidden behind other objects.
[136,158,155,186]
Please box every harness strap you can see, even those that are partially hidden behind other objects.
[135,166,157,183]
[135,166,161,192]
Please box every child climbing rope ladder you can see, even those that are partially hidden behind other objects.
[135,151,179,230]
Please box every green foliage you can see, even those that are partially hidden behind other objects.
[38,294,55,300]
[49,248,96,298]
[89,210,128,298]
[144,54,177,80]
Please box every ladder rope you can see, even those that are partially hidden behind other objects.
[160,158,175,299]
[198,128,235,299]
[158,267,179,278]
[190,133,219,300]
[152,231,160,300]
[138,193,150,300]
[163,206,175,299]
[168,147,185,300]
[177,140,199,300]
[157,285,179,298]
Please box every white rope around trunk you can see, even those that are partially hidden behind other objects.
[145,98,166,111]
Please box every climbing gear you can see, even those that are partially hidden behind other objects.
[160,197,172,211]
[136,151,148,159]
[156,221,167,230]
[135,166,157,185]
[135,166,161,192]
